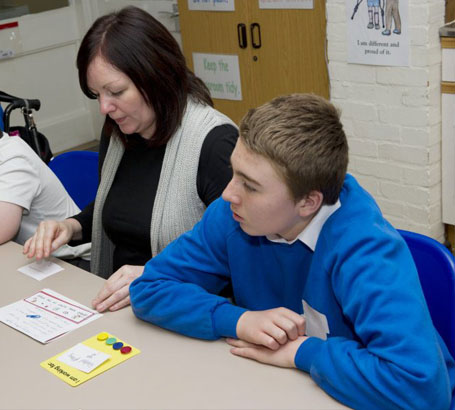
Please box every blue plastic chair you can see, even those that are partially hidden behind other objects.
[48,151,99,210]
[0,104,4,131]
[398,229,455,358]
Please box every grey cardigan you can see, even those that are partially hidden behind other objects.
[90,99,236,278]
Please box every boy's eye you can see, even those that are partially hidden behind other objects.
[243,182,256,192]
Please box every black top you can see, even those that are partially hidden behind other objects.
[73,124,238,272]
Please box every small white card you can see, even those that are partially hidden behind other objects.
[0,289,102,343]
[18,260,64,281]
[58,343,111,373]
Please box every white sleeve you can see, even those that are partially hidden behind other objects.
[0,154,40,212]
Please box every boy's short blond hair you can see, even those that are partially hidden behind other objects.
[240,93,348,205]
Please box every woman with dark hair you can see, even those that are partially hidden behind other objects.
[23,6,238,312]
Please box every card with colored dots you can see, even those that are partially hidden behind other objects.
[40,332,140,386]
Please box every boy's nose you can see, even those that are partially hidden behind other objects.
[222,179,240,204]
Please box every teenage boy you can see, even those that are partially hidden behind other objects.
[130,94,454,409]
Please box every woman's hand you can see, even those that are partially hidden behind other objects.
[23,218,81,260]
[92,265,144,312]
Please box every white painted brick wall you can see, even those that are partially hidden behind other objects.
[327,0,445,241]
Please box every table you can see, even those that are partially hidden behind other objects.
[0,241,349,410]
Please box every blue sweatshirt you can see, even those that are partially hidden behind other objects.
[130,174,454,410]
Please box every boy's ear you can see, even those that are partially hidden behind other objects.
[297,190,324,217]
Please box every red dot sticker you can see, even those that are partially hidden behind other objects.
[120,346,132,354]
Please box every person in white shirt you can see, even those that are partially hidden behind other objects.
[0,132,90,266]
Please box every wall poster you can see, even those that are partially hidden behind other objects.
[192,53,242,101]
[258,0,313,9]
[347,0,409,66]
[188,0,235,12]
[0,21,22,59]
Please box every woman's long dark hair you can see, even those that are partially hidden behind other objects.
[77,6,212,146]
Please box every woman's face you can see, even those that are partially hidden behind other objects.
[87,55,156,139]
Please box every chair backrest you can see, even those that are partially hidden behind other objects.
[398,229,455,358]
[48,151,99,210]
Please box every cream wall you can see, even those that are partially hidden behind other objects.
[327,0,446,241]
[0,0,178,153]
[0,5,93,153]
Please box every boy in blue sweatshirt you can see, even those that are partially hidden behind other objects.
[130,94,454,409]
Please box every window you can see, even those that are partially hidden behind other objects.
[0,0,69,21]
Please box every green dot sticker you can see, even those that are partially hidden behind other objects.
[106,337,117,345]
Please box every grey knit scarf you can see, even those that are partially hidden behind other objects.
[90,99,236,278]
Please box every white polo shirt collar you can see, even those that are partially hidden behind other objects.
[266,200,341,251]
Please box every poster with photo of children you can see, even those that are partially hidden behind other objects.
[347,0,409,66]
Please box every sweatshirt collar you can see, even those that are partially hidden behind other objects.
[266,200,340,251]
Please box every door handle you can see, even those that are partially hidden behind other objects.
[250,23,261,49]
[237,23,247,49]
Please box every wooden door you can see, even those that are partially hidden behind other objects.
[247,1,329,107]
[177,0,329,125]
[446,0,455,23]
[177,0,252,124]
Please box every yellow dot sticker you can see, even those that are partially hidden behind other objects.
[96,332,109,341]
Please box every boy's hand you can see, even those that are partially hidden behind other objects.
[236,308,305,350]
[226,336,307,368]
[92,265,144,312]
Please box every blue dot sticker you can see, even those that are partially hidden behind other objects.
[113,342,124,350]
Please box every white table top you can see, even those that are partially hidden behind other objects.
[0,241,349,410]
